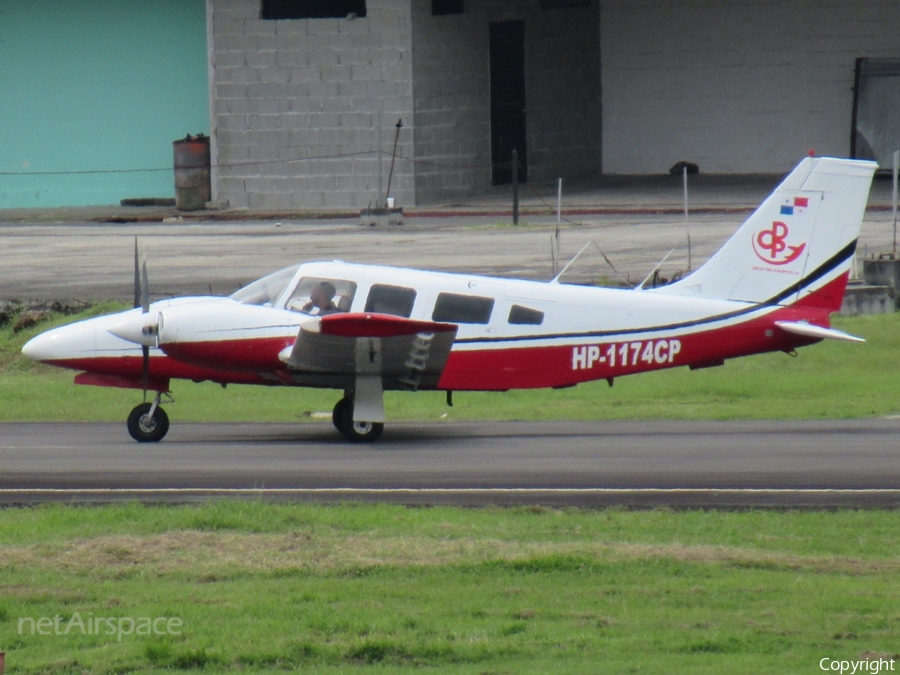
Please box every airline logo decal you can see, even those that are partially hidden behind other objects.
[752,197,808,266]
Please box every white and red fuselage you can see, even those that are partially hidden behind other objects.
[22,157,877,441]
[20,261,850,392]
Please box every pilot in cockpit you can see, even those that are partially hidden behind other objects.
[302,281,341,315]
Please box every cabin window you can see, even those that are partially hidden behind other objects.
[262,0,366,19]
[287,277,357,315]
[231,264,300,306]
[508,304,544,325]
[365,284,417,318]
[432,293,494,324]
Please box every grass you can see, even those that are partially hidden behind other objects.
[1,502,900,673]
[1,306,900,423]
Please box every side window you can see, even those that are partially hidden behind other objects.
[508,304,544,325]
[365,284,417,318]
[287,277,357,315]
[432,293,494,324]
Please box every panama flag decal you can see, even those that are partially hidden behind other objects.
[780,196,809,216]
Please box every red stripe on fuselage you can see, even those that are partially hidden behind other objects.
[160,336,294,372]
[436,306,826,391]
[43,355,276,387]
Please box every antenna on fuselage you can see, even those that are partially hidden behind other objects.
[550,240,630,287]
[550,241,591,284]
[635,249,675,290]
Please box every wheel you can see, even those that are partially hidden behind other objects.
[127,403,170,443]
[337,402,383,443]
[332,397,351,433]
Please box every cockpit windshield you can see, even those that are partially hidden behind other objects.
[230,264,300,306]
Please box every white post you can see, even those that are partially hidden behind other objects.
[377,111,384,209]
[892,149,898,257]
[683,166,692,271]
[555,177,562,274]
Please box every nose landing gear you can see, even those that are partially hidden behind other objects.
[127,392,172,443]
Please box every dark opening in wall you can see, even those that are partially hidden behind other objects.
[432,0,464,15]
[540,0,589,8]
[262,0,367,19]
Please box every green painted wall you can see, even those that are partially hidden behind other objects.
[0,0,208,208]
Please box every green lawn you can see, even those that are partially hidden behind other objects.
[1,503,899,673]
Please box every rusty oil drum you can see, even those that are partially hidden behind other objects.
[173,134,211,211]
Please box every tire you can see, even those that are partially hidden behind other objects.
[127,403,170,443]
[338,403,384,443]
[332,397,351,433]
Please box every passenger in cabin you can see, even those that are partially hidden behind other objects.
[302,281,341,315]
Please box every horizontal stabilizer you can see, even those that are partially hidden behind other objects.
[774,321,864,343]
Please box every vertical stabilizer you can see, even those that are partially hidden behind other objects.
[654,157,877,309]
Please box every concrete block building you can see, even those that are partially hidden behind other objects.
[3,0,899,209]
[209,0,601,209]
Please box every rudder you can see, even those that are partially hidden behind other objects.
[654,157,877,310]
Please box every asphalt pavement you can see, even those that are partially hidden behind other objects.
[1,419,899,507]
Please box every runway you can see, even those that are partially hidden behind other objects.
[2,419,899,507]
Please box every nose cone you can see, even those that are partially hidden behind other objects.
[22,320,97,363]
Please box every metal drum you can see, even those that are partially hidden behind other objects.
[173,134,210,211]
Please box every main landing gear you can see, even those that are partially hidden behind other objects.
[332,395,383,443]
[127,392,171,443]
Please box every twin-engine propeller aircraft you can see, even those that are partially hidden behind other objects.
[23,156,876,443]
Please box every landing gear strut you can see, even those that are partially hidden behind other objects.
[332,396,383,443]
[127,393,170,443]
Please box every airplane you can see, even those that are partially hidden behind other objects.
[22,156,876,443]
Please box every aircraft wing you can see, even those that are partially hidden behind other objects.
[278,313,458,390]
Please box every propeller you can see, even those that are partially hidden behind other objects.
[110,238,158,399]
[133,238,141,310]
[132,238,149,400]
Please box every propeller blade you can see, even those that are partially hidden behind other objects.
[133,237,141,309]
[141,258,150,313]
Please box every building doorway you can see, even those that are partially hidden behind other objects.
[489,21,527,185]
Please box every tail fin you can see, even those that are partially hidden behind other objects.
[655,157,877,310]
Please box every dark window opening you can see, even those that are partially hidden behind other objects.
[540,0,589,8]
[365,284,417,318]
[432,0,464,15]
[508,304,544,325]
[262,0,366,19]
[432,293,494,324]
[489,21,527,185]
[852,57,900,165]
